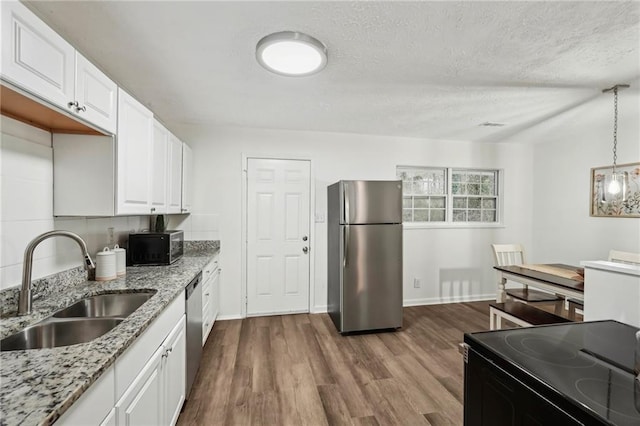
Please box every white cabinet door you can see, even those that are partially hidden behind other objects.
[100,408,117,426]
[211,268,220,323]
[74,52,117,134]
[163,315,186,426]
[167,133,183,214]
[151,120,169,213]
[117,88,154,215]
[1,1,74,109]
[116,345,163,426]
[181,143,193,213]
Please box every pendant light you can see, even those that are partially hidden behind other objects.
[602,84,629,201]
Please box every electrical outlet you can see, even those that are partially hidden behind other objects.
[413,278,421,288]
[107,227,115,246]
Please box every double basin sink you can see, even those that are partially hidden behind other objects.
[1,291,156,352]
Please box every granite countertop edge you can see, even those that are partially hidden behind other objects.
[0,247,219,426]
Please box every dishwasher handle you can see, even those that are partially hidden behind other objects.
[185,272,202,299]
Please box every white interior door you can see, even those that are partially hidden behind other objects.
[247,158,311,316]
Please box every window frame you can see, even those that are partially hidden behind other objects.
[397,165,504,229]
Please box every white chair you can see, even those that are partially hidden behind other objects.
[568,250,640,319]
[491,244,564,314]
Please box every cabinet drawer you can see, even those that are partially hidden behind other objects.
[202,258,218,280]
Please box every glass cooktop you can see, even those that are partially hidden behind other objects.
[466,320,640,425]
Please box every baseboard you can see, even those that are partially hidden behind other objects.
[312,305,328,313]
[216,296,496,320]
[216,313,243,321]
[403,293,496,307]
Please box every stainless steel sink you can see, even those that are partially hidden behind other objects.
[52,291,156,318]
[0,318,123,351]
[1,291,156,351]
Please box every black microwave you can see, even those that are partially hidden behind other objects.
[127,230,184,266]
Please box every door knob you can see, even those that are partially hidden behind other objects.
[302,247,308,254]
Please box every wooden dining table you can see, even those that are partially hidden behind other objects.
[494,263,584,303]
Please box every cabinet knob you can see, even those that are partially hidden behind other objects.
[205,293,210,296]
[150,207,156,212]
[75,105,87,113]
[181,208,187,212]
[67,100,79,108]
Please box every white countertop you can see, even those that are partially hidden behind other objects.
[580,260,640,277]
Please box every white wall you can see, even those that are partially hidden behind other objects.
[172,124,534,318]
[0,116,147,290]
[505,90,640,264]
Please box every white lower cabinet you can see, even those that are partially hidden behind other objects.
[202,255,220,345]
[116,344,164,426]
[59,292,186,425]
[100,408,117,426]
[116,315,186,426]
[164,314,187,426]
[57,365,115,425]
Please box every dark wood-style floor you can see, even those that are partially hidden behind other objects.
[178,301,492,426]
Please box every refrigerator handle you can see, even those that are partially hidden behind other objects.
[343,224,349,267]
[343,182,349,224]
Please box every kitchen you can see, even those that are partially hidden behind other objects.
[1,1,639,425]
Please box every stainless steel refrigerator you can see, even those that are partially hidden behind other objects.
[327,180,403,333]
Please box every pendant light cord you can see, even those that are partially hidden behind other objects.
[612,87,618,174]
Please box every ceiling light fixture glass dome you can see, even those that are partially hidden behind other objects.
[256,31,328,77]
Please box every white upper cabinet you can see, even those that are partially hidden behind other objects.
[167,133,184,214]
[116,88,154,215]
[1,1,74,109]
[74,53,117,133]
[1,2,117,134]
[181,142,193,213]
[151,120,169,213]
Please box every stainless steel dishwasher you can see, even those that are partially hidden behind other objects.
[185,272,202,399]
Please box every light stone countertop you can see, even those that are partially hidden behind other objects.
[0,246,219,426]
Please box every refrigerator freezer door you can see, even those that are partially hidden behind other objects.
[341,180,402,224]
[341,223,402,332]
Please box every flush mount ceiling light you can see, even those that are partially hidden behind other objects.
[256,31,328,77]
[602,83,630,200]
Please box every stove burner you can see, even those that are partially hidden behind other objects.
[575,378,639,420]
[505,333,596,368]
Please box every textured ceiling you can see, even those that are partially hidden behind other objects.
[25,1,640,142]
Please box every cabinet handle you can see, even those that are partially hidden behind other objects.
[150,207,156,212]
[181,208,187,212]
[75,105,87,113]
[67,100,78,108]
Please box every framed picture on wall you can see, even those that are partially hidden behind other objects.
[590,161,640,217]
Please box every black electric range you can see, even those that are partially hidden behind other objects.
[464,320,640,425]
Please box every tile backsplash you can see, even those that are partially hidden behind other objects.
[168,213,219,241]
[0,116,148,290]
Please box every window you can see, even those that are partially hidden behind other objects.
[398,167,447,222]
[452,169,498,222]
[397,166,500,225]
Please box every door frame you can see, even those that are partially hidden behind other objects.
[240,153,316,318]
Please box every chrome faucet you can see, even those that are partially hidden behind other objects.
[18,230,96,316]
